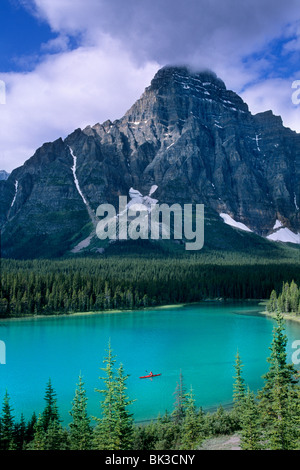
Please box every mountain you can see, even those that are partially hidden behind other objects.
[0,170,9,181]
[0,65,299,259]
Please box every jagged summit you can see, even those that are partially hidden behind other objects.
[122,64,249,128]
[149,65,226,91]
[0,66,299,258]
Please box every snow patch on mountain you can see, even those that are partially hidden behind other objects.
[219,213,252,232]
[267,228,300,244]
[69,146,88,206]
[10,181,19,209]
[273,219,283,230]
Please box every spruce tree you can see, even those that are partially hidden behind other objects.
[259,311,298,399]
[14,413,26,450]
[41,378,60,432]
[93,341,119,450]
[180,387,203,450]
[69,374,92,450]
[240,388,262,450]
[115,363,135,450]
[28,414,46,450]
[232,350,246,422]
[258,311,299,449]
[93,342,135,450]
[172,370,187,424]
[25,412,37,444]
[44,418,68,450]
[0,391,15,450]
[268,361,298,450]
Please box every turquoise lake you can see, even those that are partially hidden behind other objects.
[0,302,299,425]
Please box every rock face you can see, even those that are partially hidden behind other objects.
[0,66,299,258]
[0,170,9,181]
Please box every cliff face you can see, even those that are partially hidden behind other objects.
[1,66,299,258]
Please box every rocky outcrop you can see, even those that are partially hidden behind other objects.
[0,170,9,181]
[0,66,299,258]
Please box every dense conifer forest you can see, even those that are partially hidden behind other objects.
[0,312,299,450]
[1,250,299,318]
[267,281,300,315]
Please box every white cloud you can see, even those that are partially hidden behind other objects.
[241,77,300,133]
[0,36,159,172]
[1,0,300,171]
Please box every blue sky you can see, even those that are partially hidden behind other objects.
[0,0,299,172]
[0,1,54,72]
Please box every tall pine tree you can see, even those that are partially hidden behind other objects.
[93,341,119,450]
[41,379,60,431]
[240,388,262,450]
[0,391,15,450]
[69,374,92,450]
[258,311,299,449]
[172,370,187,424]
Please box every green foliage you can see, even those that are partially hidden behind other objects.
[241,312,300,450]
[180,387,204,450]
[1,311,300,451]
[1,255,299,318]
[172,370,188,424]
[239,389,262,450]
[41,379,60,431]
[204,405,239,437]
[93,342,135,450]
[267,281,300,315]
[0,391,16,450]
[232,350,246,421]
[69,375,92,450]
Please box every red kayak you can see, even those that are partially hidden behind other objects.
[139,373,161,379]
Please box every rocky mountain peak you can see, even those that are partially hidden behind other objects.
[149,65,226,92]
[0,66,299,258]
[123,65,249,129]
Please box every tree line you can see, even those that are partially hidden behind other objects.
[1,256,299,317]
[267,281,300,315]
[0,312,299,450]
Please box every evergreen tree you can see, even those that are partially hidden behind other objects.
[268,361,298,450]
[93,342,135,450]
[153,411,179,450]
[93,341,119,450]
[232,350,246,420]
[41,379,60,431]
[258,311,299,449]
[180,387,203,450]
[44,418,68,450]
[69,375,92,450]
[114,363,135,450]
[27,414,46,450]
[259,311,298,399]
[14,413,26,450]
[0,391,15,450]
[240,388,262,450]
[25,412,37,444]
[172,370,187,424]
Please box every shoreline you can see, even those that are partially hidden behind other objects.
[259,309,300,325]
[0,298,264,323]
[0,302,188,323]
[1,299,299,325]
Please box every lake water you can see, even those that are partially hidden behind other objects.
[0,302,299,425]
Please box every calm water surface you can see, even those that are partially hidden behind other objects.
[0,302,299,424]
